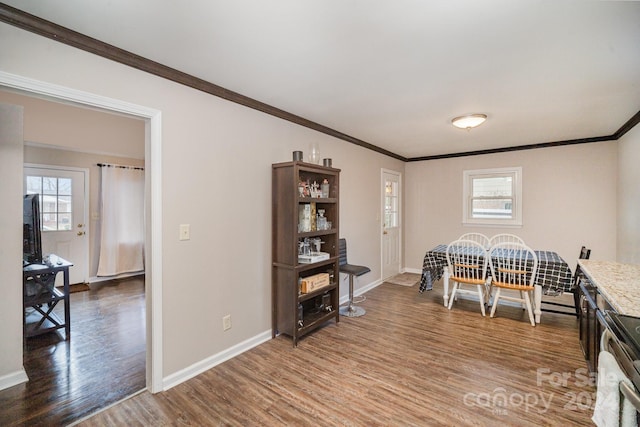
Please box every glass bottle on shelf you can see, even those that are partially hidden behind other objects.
[321,179,330,198]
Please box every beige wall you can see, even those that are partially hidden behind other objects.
[0,103,26,384]
[0,23,404,381]
[0,90,144,159]
[617,123,640,264]
[405,141,618,272]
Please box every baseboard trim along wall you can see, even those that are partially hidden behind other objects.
[0,369,29,391]
[162,330,272,391]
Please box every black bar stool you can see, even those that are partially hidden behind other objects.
[338,238,370,317]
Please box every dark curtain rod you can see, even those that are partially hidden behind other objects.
[97,163,144,171]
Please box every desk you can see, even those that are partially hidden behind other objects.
[23,255,73,340]
[419,244,573,323]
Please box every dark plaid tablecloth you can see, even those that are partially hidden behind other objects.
[419,245,573,295]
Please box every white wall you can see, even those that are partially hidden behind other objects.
[0,23,404,382]
[617,123,640,264]
[0,103,28,387]
[405,141,618,272]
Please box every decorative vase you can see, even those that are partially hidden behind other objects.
[308,143,321,164]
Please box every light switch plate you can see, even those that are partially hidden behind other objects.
[179,224,190,241]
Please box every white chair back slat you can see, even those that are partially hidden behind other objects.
[488,233,525,247]
[459,232,490,249]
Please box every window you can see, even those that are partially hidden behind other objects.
[462,167,522,227]
[25,175,73,231]
[384,179,399,228]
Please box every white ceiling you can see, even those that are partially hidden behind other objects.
[5,0,640,159]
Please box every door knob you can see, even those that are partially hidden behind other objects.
[77,231,86,236]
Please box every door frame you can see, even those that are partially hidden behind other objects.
[380,168,402,278]
[24,163,90,285]
[1,71,164,393]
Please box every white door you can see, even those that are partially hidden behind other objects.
[24,166,89,285]
[382,170,401,280]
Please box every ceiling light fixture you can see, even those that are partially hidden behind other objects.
[451,114,487,130]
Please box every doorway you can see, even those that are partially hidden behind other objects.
[0,70,163,396]
[24,165,89,285]
[381,169,402,280]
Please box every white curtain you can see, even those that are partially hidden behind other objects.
[97,165,145,277]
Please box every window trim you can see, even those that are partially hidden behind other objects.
[462,166,522,227]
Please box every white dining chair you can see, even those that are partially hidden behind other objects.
[459,232,490,249]
[488,233,525,247]
[487,242,539,326]
[446,239,489,316]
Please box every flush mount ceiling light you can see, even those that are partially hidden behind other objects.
[451,114,487,130]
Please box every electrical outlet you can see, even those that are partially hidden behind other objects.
[179,224,190,241]
[222,314,231,331]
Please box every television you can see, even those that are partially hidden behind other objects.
[23,194,43,265]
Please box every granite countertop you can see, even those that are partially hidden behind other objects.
[578,259,640,318]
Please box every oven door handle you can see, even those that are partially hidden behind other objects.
[620,381,640,412]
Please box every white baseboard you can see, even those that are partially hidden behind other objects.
[403,267,422,275]
[162,330,272,391]
[0,369,28,391]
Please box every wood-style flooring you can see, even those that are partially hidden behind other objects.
[0,277,146,427]
[78,278,594,426]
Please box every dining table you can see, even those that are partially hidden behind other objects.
[419,244,574,323]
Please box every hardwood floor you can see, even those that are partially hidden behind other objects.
[78,279,594,426]
[0,277,146,427]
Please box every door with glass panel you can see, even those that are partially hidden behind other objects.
[24,166,88,285]
[382,170,401,280]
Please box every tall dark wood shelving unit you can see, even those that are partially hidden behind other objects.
[272,161,340,346]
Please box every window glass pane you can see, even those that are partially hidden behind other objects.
[58,178,72,195]
[58,213,72,230]
[42,213,57,231]
[42,177,57,195]
[26,176,41,194]
[472,176,512,197]
[58,196,72,213]
[385,182,393,195]
[41,195,57,213]
[472,198,513,218]
[389,212,398,227]
[385,212,399,228]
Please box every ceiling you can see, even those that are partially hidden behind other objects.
[3,1,640,160]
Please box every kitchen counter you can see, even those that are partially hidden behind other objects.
[578,259,640,317]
